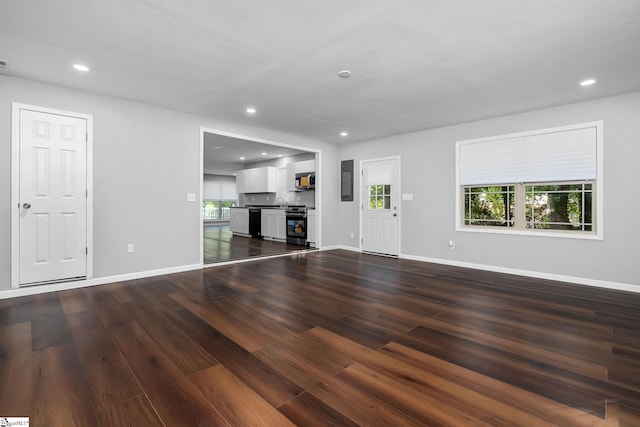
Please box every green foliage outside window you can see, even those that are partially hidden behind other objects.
[463,182,593,232]
[369,185,391,210]
[464,186,514,227]
[525,184,592,230]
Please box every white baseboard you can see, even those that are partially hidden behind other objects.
[0,248,323,300]
[0,263,202,300]
[4,248,635,299]
[400,253,640,294]
[325,244,360,252]
[306,246,639,293]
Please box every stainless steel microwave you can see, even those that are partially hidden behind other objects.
[295,172,315,190]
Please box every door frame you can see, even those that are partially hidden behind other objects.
[199,127,321,265]
[11,103,94,288]
[359,156,401,256]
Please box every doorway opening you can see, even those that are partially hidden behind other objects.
[200,128,320,265]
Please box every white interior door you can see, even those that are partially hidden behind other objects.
[361,158,400,256]
[17,108,88,286]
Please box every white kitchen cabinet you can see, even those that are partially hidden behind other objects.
[261,209,286,241]
[307,208,317,245]
[229,208,249,236]
[235,167,277,193]
[235,170,247,194]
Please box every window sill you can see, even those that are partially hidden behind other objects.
[456,226,603,241]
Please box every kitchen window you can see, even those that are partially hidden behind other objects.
[203,200,236,222]
[456,121,602,239]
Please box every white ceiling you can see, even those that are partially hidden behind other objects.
[2,1,640,145]
[203,132,309,175]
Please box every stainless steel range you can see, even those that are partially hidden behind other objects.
[285,206,308,246]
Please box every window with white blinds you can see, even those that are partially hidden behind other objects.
[459,123,599,186]
[456,121,603,239]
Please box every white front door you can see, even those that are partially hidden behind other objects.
[361,157,400,256]
[16,107,88,286]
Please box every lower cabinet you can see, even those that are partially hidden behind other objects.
[229,208,249,236]
[307,208,317,245]
[261,209,286,241]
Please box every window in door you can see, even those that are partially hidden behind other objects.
[369,185,391,210]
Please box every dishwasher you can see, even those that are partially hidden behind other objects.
[248,208,262,238]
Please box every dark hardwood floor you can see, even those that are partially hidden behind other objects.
[1,249,639,426]
[203,223,311,264]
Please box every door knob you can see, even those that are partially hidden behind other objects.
[22,203,31,209]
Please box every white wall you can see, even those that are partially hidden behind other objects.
[337,91,640,289]
[0,75,339,292]
[5,73,635,294]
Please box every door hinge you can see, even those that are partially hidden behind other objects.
[86,189,88,198]
[85,247,88,255]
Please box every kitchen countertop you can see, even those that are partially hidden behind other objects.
[231,204,315,210]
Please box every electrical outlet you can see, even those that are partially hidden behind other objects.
[186,193,196,202]
[448,240,455,249]
[350,232,354,238]
[127,243,134,253]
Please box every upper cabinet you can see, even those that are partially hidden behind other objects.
[235,167,278,193]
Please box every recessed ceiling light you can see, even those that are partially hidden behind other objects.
[246,107,257,114]
[338,70,352,78]
[580,78,596,86]
[72,63,90,72]
[239,156,246,160]
[261,152,267,156]
[277,154,283,158]
[213,146,222,149]
[340,132,349,137]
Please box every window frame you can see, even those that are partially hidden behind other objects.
[463,185,515,228]
[461,181,595,234]
[368,184,392,211]
[455,122,603,240]
[203,199,237,222]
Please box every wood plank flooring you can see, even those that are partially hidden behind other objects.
[1,249,640,426]
[203,223,311,264]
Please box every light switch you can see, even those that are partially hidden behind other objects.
[402,193,414,200]
[187,193,196,202]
